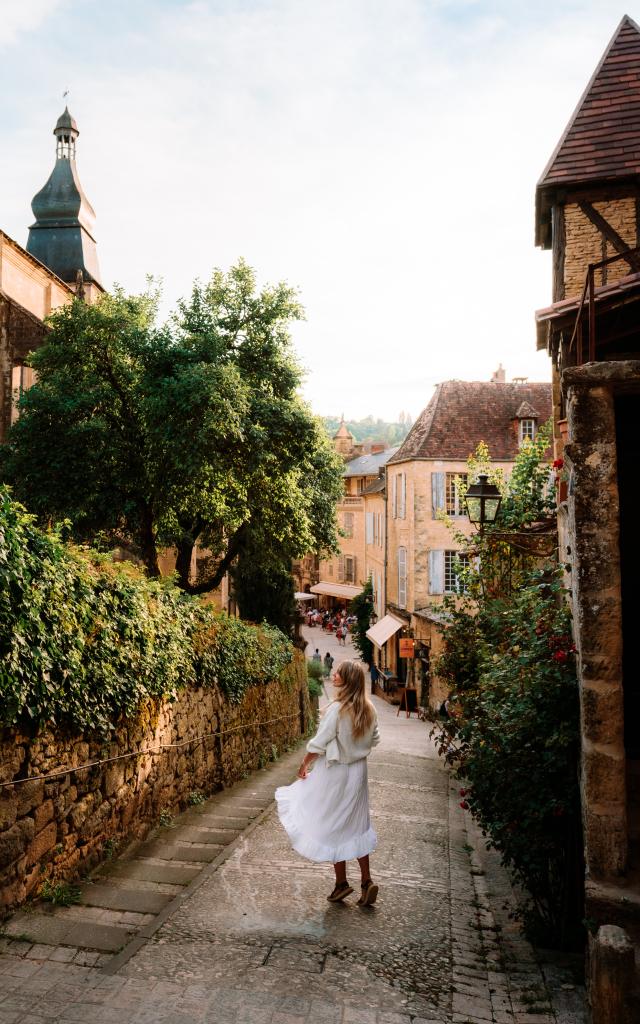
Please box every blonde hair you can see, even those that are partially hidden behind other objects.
[335,660,375,739]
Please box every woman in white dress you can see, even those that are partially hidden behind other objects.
[275,660,380,906]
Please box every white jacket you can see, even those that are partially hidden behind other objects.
[306,700,380,765]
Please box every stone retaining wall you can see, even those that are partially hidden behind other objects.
[0,652,310,914]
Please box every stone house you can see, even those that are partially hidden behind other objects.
[313,445,398,607]
[371,377,551,707]
[534,15,640,1014]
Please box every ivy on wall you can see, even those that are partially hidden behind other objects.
[0,488,292,731]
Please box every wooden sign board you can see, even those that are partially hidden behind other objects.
[399,638,415,658]
[397,687,418,718]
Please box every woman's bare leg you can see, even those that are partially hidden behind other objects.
[333,860,347,884]
[357,854,371,884]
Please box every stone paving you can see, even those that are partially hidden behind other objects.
[0,653,586,1023]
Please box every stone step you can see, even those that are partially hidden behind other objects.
[182,810,252,829]
[97,859,201,886]
[138,841,224,862]
[3,912,133,952]
[80,883,172,915]
[174,826,239,845]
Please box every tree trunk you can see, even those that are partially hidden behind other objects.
[175,538,194,590]
[140,510,161,578]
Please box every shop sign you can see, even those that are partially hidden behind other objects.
[399,637,415,658]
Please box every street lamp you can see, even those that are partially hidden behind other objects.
[369,609,378,625]
[464,475,502,527]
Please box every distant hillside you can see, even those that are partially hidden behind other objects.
[322,414,412,446]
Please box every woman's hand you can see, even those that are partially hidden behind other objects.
[298,752,318,779]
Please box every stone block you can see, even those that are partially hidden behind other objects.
[584,806,627,877]
[589,925,634,1024]
[25,821,57,867]
[15,779,44,816]
[0,793,18,830]
[583,745,625,807]
[33,798,54,833]
[0,822,28,870]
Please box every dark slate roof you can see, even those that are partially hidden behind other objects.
[362,476,386,495]
[536,16,640,246]
[55,106,78,134]
[388,382,552,464]
[343,447,399,478]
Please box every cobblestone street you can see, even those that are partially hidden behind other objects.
[0,645,586,1023]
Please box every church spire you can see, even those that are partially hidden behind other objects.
[27,107,101,290]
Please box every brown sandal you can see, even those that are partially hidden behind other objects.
[327,882,354,902]
[357,879,379,906]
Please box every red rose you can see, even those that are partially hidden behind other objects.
[460,801,469,810]
[553,458,564,470]
[553,650,568,662]
[459,788,467,796]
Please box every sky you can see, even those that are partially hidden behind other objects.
[0,0,630,419]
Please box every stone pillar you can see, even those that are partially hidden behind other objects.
[589,925,635,1024]
[564,377,626,878]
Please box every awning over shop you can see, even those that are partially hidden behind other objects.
[309,582,363,600]
[294,592,316,601]
[366,613,405,649]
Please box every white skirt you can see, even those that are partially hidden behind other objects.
[275,755,377,863]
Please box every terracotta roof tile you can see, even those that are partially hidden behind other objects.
[536,16,640,246]
[388,381,552,463]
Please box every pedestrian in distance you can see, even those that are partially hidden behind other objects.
[312,648,321,662]
[323,652,334,678]
[275,660,380,907]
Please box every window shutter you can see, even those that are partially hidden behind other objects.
[391,474,397,519]
[428,549,444,595]
[400,473,407,519]
[366,512,374,544]
[431,472,445,519]
[398,547,407,608]
[338,555,345,583]
[352,556,357,583]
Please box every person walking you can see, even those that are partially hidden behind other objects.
[323,652,334,678]
[312,648,321,663]
[275,660,380,906]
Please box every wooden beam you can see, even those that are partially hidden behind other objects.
[578,201,640,271]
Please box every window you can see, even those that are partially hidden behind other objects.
[344,556,356,584]
[445,472,468,517]
[343,512,354,538]
[519,418,536,444]
[444,550,470,594]
[365,512,373,544]
[398,546,407,607]
[393,473,406,519]
[328,563,333,576]
[373,512,383,547]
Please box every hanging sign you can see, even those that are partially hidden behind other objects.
[399,638,415,658]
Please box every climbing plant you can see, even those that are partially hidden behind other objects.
[0,488,292,731]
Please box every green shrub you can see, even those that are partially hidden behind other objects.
[435,572,582,947]
[0,488,293,731]
[39,880,81,907]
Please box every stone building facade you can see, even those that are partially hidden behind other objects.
[534,15,640,1018]
[374,379,551,707]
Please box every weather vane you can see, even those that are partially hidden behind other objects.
[63,88,69,100]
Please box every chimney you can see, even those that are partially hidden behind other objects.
[491,363,506,383]
[371,443,386,454]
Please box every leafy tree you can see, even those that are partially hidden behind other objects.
[232,544,297,638]
[349,578,375,667]
[1,262,344,593]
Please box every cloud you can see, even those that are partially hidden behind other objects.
[1,1,625,417]
[0,0,66,49]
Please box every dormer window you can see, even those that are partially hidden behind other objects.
[519,418,536,444]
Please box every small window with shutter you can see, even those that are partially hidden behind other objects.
[344,556,356,583]
[444,550,470,593]
[428,549,444,595]
[445,472,468,516]
[431,472,445,519]
[398,546,407,608]
[365,512,374,544]
[343,512,354,538]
